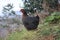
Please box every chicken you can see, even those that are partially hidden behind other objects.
[20,9,39,30]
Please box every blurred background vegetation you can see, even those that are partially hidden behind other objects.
[0,0,60,40]
[24,0,58,13]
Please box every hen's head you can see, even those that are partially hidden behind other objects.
[20,9,27,15]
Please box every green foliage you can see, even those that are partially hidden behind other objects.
[46,0,58,9]
[24,0,43,13]
[24,0,58,13]
[7,23,60,40]
[40,29,51,36]
[7,30,25,40]
[7,28,37,40]
[2,4,15,17]
[45,12,60,23]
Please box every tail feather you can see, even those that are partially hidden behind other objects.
[36,15,39,25]
[36,15,39,20]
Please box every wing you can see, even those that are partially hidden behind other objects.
[22,16,39,30]
[22,16,39,26]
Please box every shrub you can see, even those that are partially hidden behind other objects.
[45,12,60,24]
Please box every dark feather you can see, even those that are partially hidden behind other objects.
[22,16,39,30]
[21,9,39,30]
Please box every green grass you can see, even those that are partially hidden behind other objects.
[7,22,60,40]
[7,28,38,40]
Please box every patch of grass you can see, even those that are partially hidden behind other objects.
[7,22,60,40]
[7,28,37,40]
[7,28,26,40]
